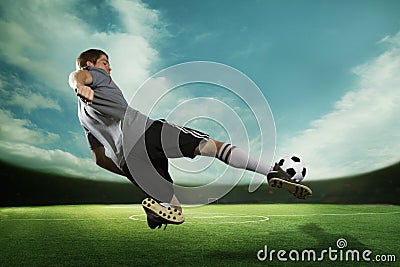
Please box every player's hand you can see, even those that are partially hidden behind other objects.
[75,85,94,105]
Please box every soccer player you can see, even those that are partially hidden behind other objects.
[68,49,312,230]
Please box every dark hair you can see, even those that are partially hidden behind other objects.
[76,49,109,69]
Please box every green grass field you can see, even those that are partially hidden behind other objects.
[1,204,399,266]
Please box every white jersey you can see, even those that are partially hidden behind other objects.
[77,66,153,169]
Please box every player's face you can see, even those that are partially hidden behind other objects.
[94,54,111,75]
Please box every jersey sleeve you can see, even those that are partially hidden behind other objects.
[87,67,110,88]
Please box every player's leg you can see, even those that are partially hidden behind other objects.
[155,120,264,174]
[140,157,185,229]
[194,139,312,199]
[124,122,185,229]
[123,156,185,229]
[154,121,271,175]
[194,139,271,175]
[156,119,312,199]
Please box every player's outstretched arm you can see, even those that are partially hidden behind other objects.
[91,146,126,176]
[68,70,94,105]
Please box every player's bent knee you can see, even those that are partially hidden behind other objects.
[196,139,223,157]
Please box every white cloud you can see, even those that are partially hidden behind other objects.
[110,0,164,40]
[107,34,159,100]
[0,0,161,97]
[0,108,124,181]
[277,32,400,180]
[0,141,124,181]
[0,0,164,180]
[0,1,84,90]
[193,32,217,43]
[0,72,61,113]
[9,92,61,113]
[0,109,59,145]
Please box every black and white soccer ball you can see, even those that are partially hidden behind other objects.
[278,155,307,182]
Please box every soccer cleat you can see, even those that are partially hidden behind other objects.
[267,163,312,199]
[141,197,185,230]
[145,209,168,230]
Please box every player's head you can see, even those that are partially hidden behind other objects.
[76,49,111,75]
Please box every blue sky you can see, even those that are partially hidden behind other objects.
[0,0,399,184]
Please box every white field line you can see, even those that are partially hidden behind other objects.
[128,213,270,224]
[0,218,125,221]
[265,211,400,217]
[104,206,138,209]
[1,211,398,222]
[128,211,400,225]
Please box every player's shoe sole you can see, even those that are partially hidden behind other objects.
[141,198,185,225]
[268,177,312,199]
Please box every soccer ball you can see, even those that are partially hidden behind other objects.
[278,155,307,182]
